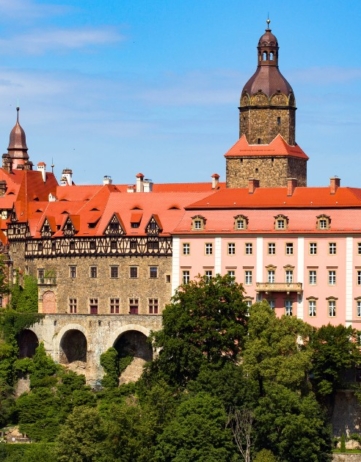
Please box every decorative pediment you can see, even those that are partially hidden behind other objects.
[316,214,331,230]
[62,216,78,236]
[274,214,289,230]
[191,215,206,231]
[104,213,125,236]
[234,214,248,230]
[40,217,55,238]
[146,215,162,235]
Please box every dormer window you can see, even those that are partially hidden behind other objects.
[274,214,288,230]
[234,215,248,230]
[146,215,162,235]
[317,215,331,230]
[104,213,125,236]
[191,215,206,231]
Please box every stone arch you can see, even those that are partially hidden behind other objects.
[111,325,152,362]
[270,93,288,105]
[59,329,87,364]
[18,329,39,358]
[42,290,56,313]
[251,92,268,106]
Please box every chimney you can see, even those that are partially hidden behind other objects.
[143,178,153,192]
[136,173,144,192]
[2,154,12,173]
[287,178,297,196]
[48,193,56,202]
[330,177,340,194]
[60,168,73,186]
[248,178,259,194]
[212,173,220,189]
[127,185,135,193]
[37,162,46,182]
[0,180,7,196]
[103,175,112,185]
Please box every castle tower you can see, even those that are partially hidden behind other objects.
[6,107,32,170]
[225,21,308,188]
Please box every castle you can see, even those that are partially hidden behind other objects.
[1,22,361,385]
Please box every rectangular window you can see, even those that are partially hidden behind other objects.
[147,240,159,251]
[309,300,316,317]
[183,270,190,284]
[357,300,361,317]
[110,240,117,250]
[69,241,75,251]
[205,270,213,281]
[268,270,275,283]
[245,270,252,285]
[245,300,252,308]
[149,266,158,278]
[358,271,361,285]
[110,298,120,314]
[194,219,202,229]
[268,243,276,255]
[309,270,317,285]
[90,241,96,250]
[228,243,236,255]
[130,240,137,250]
[69,298,77,314]
[277,219,285,229]
[90,266,97,278]
[285,300,292,316]
[236,219,245,229]
[245,243,253,255]
[38,268,44,279]
[110,266,119,278]
[358,243,361,255]
[309,243,317,255]
[285,270,293,283]
[286,243,293,255]
[328,270,336,285]
[129,298,139,315]
[89,298,98,315]
[69,266,77,278]
[227,270,235,278]
[319,219,327,229]
[130,266,138,278]
[38,243,43,252]
[329,242,337,255]
[268,300,275,310]
[205,243,213,255]
[149,298,159,314]
[183,243,190,255]
[328,300,336,317]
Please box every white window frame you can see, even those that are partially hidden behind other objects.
[245,270,252,285]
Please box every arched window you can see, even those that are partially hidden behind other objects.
[269,52,274,60]
[262,51,268,60]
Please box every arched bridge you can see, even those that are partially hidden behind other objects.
[20,314,162,387]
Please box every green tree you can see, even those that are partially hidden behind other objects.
[155,392,238,462]
[11,275,38,313]
[310,324,361,399]
[100,347,120,388]
[147,274,248,387]
[56,406,106,462]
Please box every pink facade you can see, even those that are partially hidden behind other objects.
[175,203,361,329]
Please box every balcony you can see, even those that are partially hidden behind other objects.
[38,277,57,286]
[256,282,302,294]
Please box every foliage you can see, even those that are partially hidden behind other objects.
[341,433,346,452]
[0,254,9,297]
[310,324,361,399]
[100,347,120,388]
[56,406,106,462]
[155,392,238,462]
[10,274,38,313]
[148,274,248,387]
[253,449,278,462]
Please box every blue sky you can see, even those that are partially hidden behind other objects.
[0,0,360,187]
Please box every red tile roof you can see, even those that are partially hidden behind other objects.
[224,134,309,160]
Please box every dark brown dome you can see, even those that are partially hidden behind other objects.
[7,107,29,160]
[241,26,294,101]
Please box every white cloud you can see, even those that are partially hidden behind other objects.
[0,0,68,19]
[288,66,361,85]
[0,27,124,54]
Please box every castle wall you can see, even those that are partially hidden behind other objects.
[226,156,307,188]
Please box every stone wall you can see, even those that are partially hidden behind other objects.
[239,106,296,145]
[226,156,307,188]
[28,254,171,315]
[333,455,361,462]
[332,390,361,437]
[28,313,162,386]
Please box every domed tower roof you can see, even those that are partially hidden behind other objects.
[241,20,294,99]
[7,107,29,162]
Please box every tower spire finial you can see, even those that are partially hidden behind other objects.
[16,105,20,124]
[266,16,271,30]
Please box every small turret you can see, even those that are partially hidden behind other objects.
[7,107,30,169]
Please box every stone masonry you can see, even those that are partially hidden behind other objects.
[226,155,307,188]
